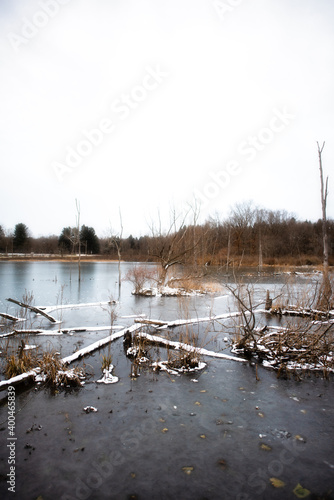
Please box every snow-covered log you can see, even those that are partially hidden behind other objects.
[136,331,247,363]
[0,313,26,322]
[135,310,242,329]
[134,319,168,327]
[62,324,142,365]
[0,368,41,391]
[37,300,117,313]
[0,331,16,338]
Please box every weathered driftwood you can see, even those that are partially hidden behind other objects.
[7,298,58,323]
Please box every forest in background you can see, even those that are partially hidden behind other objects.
[1,202,334,267]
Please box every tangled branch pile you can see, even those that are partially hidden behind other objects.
[227,281,334,378]
[232,322,334,377]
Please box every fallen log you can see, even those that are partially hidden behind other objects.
[37,300,117,313]
[0,368,41,391]
[134,318,168,327]
[134,311,242,329]
[136,331,247,363]
[0,325,124,337]
[0,331,16,338]
[61,324,143,364]
[0,312,25,322]
[13,329,46,335]
[7,298,58,323]
[269,305,334,319]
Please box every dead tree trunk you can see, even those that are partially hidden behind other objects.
[117,208,123,299]
[226,227,231,272]
[76,199,81,282]
[317,141,332,310]
[258,228,263,273]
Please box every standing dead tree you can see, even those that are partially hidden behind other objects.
[75,199,81,282]
[316,141,332,310]
[108,208,124,299]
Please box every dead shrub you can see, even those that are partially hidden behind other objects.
[124,265,159,294]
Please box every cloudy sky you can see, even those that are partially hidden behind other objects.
[1,0,334,237]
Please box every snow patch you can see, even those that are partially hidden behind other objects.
[96,364,119,384]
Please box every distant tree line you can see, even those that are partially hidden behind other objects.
[0,202,333,265]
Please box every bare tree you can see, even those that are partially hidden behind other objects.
[316,142,332,310]
[228,201,256,255]
[148,207,202,290]
[76,199,81,282]
[116,208,123,298]
[109,208,123,299]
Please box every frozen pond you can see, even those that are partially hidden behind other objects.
[0,262,333,499]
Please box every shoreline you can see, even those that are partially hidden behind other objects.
[0,254,121,263]
[0,254,331,270]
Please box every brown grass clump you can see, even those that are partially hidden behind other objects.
[37,351,85,387]
[101,353,112,371]
[4,348,85,387]
[5,350,36,379]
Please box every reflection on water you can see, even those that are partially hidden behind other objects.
[0,261,320,316]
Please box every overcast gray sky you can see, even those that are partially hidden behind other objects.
[1,0,334,237]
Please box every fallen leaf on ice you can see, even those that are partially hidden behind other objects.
[257,412,264,418]
[182,467,194,475]
[161,428,168,433]
[270,477,285,488]
[260,443,272,451]
[294,435,306,443]
[293,483,311,498]
[200,390,206,393]
[200,434,206,439]
[195,401,201,406]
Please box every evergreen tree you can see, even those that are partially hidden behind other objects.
[80,225,100,254]
[13,223,29,252]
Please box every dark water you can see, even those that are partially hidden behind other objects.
[0,262,333,499]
